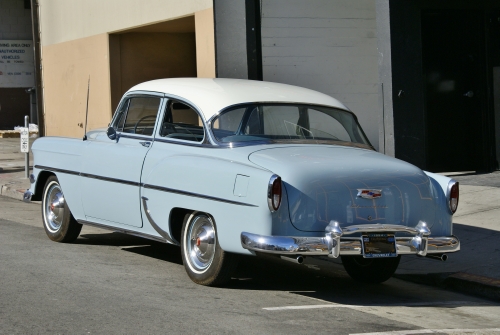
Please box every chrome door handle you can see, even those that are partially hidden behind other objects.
[139,141,151,147]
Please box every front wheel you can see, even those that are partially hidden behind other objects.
[341,255,401,284]
[41,176,82,243]
[181,213,238,286]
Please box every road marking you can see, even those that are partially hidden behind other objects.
[349,328,500,335]
[263,301,475,311]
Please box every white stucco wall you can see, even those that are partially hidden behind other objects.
[38,0,212,46]
[261,0,380,150]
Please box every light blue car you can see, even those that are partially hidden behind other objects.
[24,78,460,286]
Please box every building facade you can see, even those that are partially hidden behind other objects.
[0,0,35,130]
[34,0,500,172]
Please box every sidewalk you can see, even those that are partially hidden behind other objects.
[0,138,33,200]
[1,137,499,300]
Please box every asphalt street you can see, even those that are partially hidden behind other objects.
[1,196,499,334]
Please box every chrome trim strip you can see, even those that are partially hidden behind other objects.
[77,219,167,244]
[141,196,178,245]
[154,138,220,148]
[34,165,255,206]
[241,233,460,256]
[34,165,80,176]
[119,134,153,141]
[340,223,431,237]
[143,184,258,207]
[80,173,140,187]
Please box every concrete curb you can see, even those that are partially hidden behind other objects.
[394,272,500,302]
[0,184,26,201]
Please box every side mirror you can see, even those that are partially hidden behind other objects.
[106,126,117,140]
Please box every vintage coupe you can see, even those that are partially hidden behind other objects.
[24,78,460,286]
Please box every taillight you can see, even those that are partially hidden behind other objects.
[448,181,459,214]
[268,175,282,212]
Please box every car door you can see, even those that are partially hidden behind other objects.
[139,99,207,241]
[81,93,165,228]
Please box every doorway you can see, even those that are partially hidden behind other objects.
[421,10,488,172]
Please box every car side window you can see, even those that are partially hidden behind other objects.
[116,97,161,135]
[159,101,205,142]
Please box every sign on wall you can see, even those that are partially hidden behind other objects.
[0,40,35,88]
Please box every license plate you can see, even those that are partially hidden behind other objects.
[362,233,397,258]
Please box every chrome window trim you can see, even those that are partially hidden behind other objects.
[118,134,154,141]
[110,91,164,136]
[207,102,374,149]
[155,94,218,146]
[446,179,459,214]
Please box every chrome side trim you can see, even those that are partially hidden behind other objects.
[33,165,257,207]
[80,173,140,187]
[143,184,258,207]
[34,165,80,176]
[77,219,167,244]
[141,196,178,245]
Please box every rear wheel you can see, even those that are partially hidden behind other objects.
[41,176,82,242]
[341,255,401,284]
[181,212,238,286]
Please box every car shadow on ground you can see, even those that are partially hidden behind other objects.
[74,230,496,309]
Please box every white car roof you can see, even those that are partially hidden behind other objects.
[127,78,349,121]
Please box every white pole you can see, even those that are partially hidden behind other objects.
[24,115,29,178]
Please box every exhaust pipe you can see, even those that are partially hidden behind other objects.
[280,255,304,264]
[425,253,448,261]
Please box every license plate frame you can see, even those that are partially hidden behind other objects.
[361,233,397,258]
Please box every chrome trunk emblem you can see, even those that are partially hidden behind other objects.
[357,189,382,199]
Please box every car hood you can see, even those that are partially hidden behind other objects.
[248,145,449,234]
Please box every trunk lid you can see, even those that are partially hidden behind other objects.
[248,145,442,232]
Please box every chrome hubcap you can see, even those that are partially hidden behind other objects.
[186,215,216,272]
[45,183,65,232]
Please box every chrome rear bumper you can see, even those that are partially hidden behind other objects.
[241,221,460,258]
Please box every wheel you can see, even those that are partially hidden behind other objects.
[181,212,238,286]
[41,176,82,243]
[341,255,401,284]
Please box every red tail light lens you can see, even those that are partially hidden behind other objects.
[448,181,459,214]
[268,175,282,212]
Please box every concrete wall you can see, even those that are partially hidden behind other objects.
[0,0,32,40]
[195,8,216,78]
[110,33,197,110]
[38,0,213,136]
[38,0,212,46]
[260,0,380,150]
[42,34,111,137]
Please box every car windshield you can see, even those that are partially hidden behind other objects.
[211,104,371,147]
